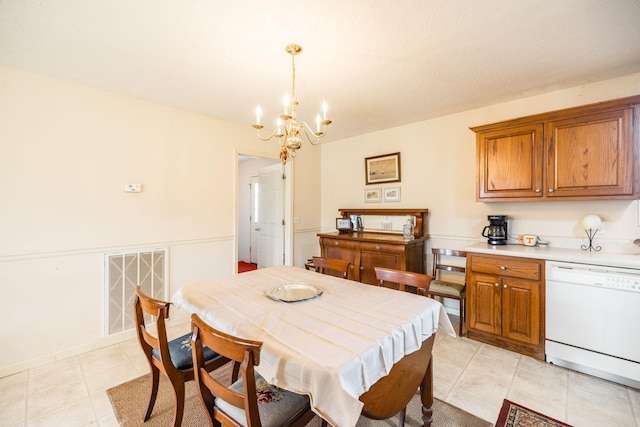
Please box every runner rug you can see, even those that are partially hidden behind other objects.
[107,373,491,427]
[495,399,573,427]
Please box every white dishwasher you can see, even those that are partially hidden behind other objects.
[546,260,640,389]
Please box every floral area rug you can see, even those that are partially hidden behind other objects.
[495,399,573,427]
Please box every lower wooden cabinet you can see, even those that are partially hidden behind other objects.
[466,253,545,360]
[318,232,425,285]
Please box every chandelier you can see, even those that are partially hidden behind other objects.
[252,44,332,164]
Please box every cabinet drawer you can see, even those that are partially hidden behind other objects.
[468,254,542,281]
[320,238,356,250]
[359,242,404,255]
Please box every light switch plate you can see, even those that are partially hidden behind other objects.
[124,183,141,193]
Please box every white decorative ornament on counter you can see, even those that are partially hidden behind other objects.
[581,214,602,230]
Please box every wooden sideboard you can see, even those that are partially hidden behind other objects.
[318,209,428,285]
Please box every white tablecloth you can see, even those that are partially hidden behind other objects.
[172,265,455,427]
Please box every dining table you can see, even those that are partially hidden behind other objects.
[172,265,455,427]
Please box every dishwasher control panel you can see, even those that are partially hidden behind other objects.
[547,261,640,292]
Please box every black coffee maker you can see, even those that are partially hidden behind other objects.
[482,215,508,245]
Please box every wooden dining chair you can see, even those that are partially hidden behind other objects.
[373,267,433,427]
[429,248,467,336]
[312,256,352,279]
[373,267,432,296]
[133,286,228,427]
[190,314,324,427]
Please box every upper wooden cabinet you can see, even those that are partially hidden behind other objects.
[472,96,640,202]
[476,123,544,199]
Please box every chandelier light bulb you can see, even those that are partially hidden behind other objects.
[255,105,262,125]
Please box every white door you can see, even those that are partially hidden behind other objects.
[249,175,259,264]
[257,163,285,268]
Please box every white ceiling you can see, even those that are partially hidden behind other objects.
[2,0,640,141]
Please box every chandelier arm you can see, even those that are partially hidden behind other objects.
[299,122,321,146]
[255,127,282,142]
[300,122,327,145]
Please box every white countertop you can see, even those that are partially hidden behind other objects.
[465,242,640,270]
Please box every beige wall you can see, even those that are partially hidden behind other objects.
[2,65,640,376]
[321,73,640,255]
[0,67,321,375]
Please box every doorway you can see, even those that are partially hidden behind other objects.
[237,154,293,271]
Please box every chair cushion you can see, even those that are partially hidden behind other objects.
[151,332,219,371]
[429,279,465,297]
[215,374,311,427]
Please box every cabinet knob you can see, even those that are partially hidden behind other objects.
[548,188,555,193]
[535,188,541,193]
[500,266,507,270]
[495,283,500,287]
[334,241,339,246]
[375,245,381,250]
[503,284,508,288]
[360,266,364,271]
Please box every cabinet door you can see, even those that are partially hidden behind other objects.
[477,123,544,200]
[501,277,540,345]
[545,108,634,197]
[467,273,501,335]
[320,238,358,277]
[359,244,403,285]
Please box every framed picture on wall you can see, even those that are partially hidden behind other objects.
[383,187,401,202]
[365,152,401,185]
[364,188,382,203]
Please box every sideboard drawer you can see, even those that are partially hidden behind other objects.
[359,242,404,255]
[320,238,356,250]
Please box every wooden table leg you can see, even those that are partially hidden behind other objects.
[419,354,434,427]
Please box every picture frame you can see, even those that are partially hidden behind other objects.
[364,188,382,203]
[383,187,401,202]
[336,218,352,233]
[365,152,401,185]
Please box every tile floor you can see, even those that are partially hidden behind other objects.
[1,315,639,427]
